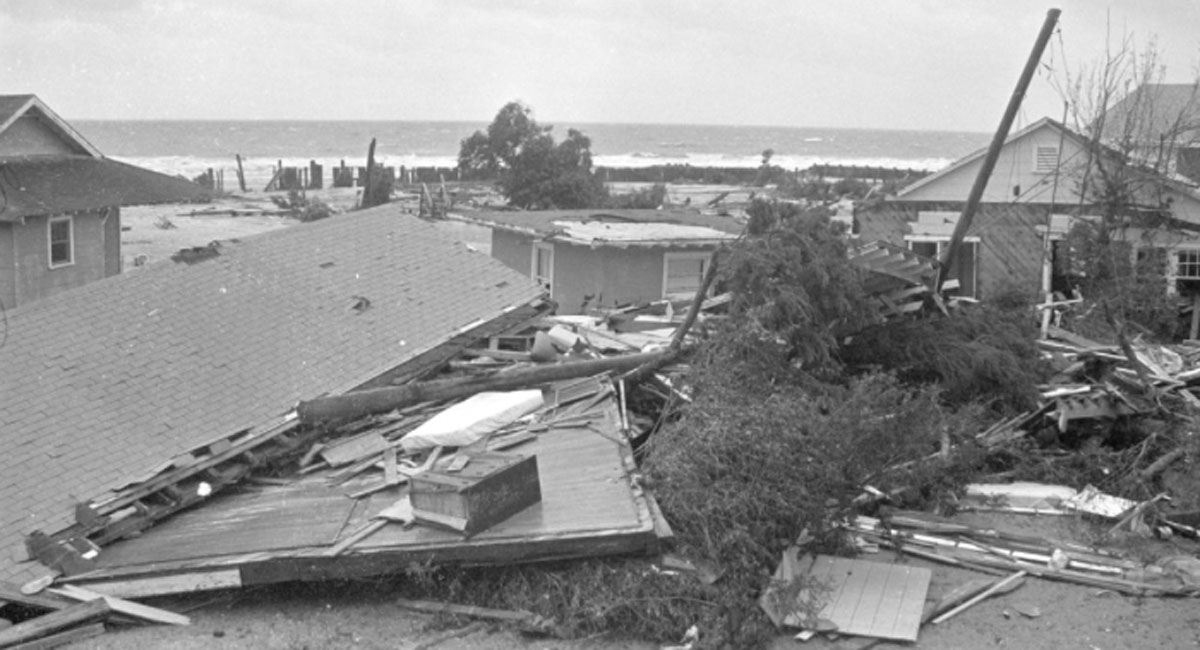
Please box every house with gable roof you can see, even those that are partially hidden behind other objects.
[856,117,1200,300]
[0,94,210,307]
[1101,83,1200,183]
[452,208,744,313]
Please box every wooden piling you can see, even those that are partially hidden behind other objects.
[235,154,247,192]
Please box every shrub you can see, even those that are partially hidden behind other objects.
[642,367,986,647]
[841,303,1047,413]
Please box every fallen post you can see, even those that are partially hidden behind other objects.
[297,350,669,424]
[394,598,535,623]
[932,571,1026,624]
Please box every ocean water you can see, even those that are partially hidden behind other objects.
[74,120,991,188]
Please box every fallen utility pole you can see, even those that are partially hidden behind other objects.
[936,8,1061,292]
[297,350,670,424]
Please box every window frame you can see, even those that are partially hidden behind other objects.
[48,215,74,269]
[1174,247,1200,280]
[662,251,711,300]
[530,241,554,293]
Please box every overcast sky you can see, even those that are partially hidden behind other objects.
[2,0,1197,132]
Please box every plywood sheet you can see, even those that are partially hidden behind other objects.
[93,480,356,564]
[807,555,931,642]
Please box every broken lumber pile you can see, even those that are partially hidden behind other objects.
[0,580,187,648]
[849,513,1198,596]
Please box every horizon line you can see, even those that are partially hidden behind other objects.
[67,116,991,135]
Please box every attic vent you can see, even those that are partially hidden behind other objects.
[1034,146,1059,173]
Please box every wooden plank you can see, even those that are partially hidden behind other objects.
[933,571,1026,624]
[859,561,905,636]
[47,584,189,626]
[0,599,111,647]
[889,564,930,638]
[7,622,105,650]
[65,569,242,600]
[822,557,872,630]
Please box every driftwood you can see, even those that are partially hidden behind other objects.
[297,351,668,424]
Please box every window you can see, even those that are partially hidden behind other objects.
[905,237,979,298]
[1034,146,1059,173]
[531,242,553,292]
[1176,249,1200,279]
[48,216,73,267]
[663,252,710,299]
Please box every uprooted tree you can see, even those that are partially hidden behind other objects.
[457,101,608,209]
[637,199,1043,647]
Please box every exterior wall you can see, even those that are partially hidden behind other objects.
[0,224,14,309]
[13,209,115,305]
[899,125,1089,204]
[491,230,531,280]
[487,229,713,314]
[551,244,673,313]
[0,115,78,156]
[857,201,1050,300]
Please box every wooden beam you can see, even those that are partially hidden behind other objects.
[0,599,111,647]
[297,351,669,424]
[48,584,189,626]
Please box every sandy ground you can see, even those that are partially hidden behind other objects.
[64,512,1200,650]
[119,187,492,270]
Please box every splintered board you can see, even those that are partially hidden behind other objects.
[806,555,931,642]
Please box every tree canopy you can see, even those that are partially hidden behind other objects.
[458,101,608,209]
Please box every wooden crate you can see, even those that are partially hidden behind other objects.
[410,453,541,536]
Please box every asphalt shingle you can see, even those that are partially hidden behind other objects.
[0,204,544,582]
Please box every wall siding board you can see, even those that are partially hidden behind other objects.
[857,201,1051,299]
[14,211,112,305]
[0,116,79,156]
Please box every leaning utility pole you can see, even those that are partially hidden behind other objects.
[936,8,1062,292]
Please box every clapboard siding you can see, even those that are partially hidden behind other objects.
[856,201,1052,299]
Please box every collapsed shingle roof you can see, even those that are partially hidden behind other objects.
[0,155,212,221]
[0,205,544,581]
